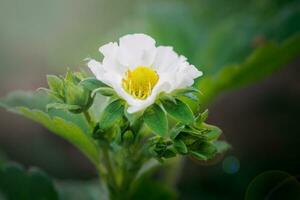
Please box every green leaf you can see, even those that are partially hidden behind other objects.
[131,176,177,200]
[0,90,91,133]
[46,75,63,96]
[80,78,107,91]
[0,90,49,111]
[56,180,106,200]
[144,104,168,137]
[181,126,205,137]
[189,151,207,161]
[92,87,116,97]
[46,103,81,111]
[0,162,58,200]
[18,108,99,165]
[162,98,194,125]
[170,124,185,140]
[202,123,222,141]
[0,91,99,166]
[189,142,217,161]
[177,132,202,146]
[99,99,124,129]
[197,34,300,107]
[195,109,209,127]
[173,139,188,154]
[163,148,177,159]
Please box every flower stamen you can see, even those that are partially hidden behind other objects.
[122,66,159,100]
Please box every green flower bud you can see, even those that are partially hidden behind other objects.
[122,130,134,145]
[46,70,93,113]
[64,81,92,113]
[148,137,177,159]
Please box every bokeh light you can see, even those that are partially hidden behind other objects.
[222,155,240,174]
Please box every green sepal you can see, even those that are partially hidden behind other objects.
[52,71,94,113]
[195,109,209,128]
[92,125,106,140]
[189,142,217,161]
[202,123,222,141]
[172,87,201,96]
[124,109,143,126]
[189,151,207,160]
[64,82,90,106]
[163,147,177,159]
[159,93,177,104]
[193,122,222,141]
[181,92,199,102]
[37,88,63,103]
[173,139,188,154]
[177,132,203,146]
[123,130,134,145]
[148,137,176,159]
[182,126,205,137]
[128,116,144,134]
[46,75,64,97]
[65,69,81,84]
[170,123,185,139]
[162,98,194,125]
[99,99,124,130]
[92,87,116,97]
[143,104,168,137]
[172,87,201,101]
[79,78,107,91]
[92,123,120,144]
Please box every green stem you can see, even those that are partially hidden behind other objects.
[82,110,108,189]
[164,156,185,188]
[96,163,107,181]
[83,110,94,128]
[103,147,118,190]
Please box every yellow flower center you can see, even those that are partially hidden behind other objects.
[122,66,159,99]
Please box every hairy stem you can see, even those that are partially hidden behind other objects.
[83,110,94,128]
[164,156,185,188]
[83,110,108,190]
[103,147,118,191]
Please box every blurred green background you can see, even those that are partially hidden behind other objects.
[0,0,300,199]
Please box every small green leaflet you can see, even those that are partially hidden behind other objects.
[92,87,116,97]
[143,104,168,137]
[173,139,188,154]
[79,77,107,91]
[162,98,194,125]
[99,99,124,129]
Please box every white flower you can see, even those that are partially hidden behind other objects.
[88,33,202,113]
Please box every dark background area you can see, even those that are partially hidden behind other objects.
[0,0,300,199]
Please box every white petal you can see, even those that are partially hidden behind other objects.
[87,59,105,80]
[118,34,156,68]
[173,61,203,90]
[152,46,179,73]
[119,34,155,52]
[98,42,126,75]
[99,42,118,58]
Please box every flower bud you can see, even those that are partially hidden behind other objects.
[46,70,93,113]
